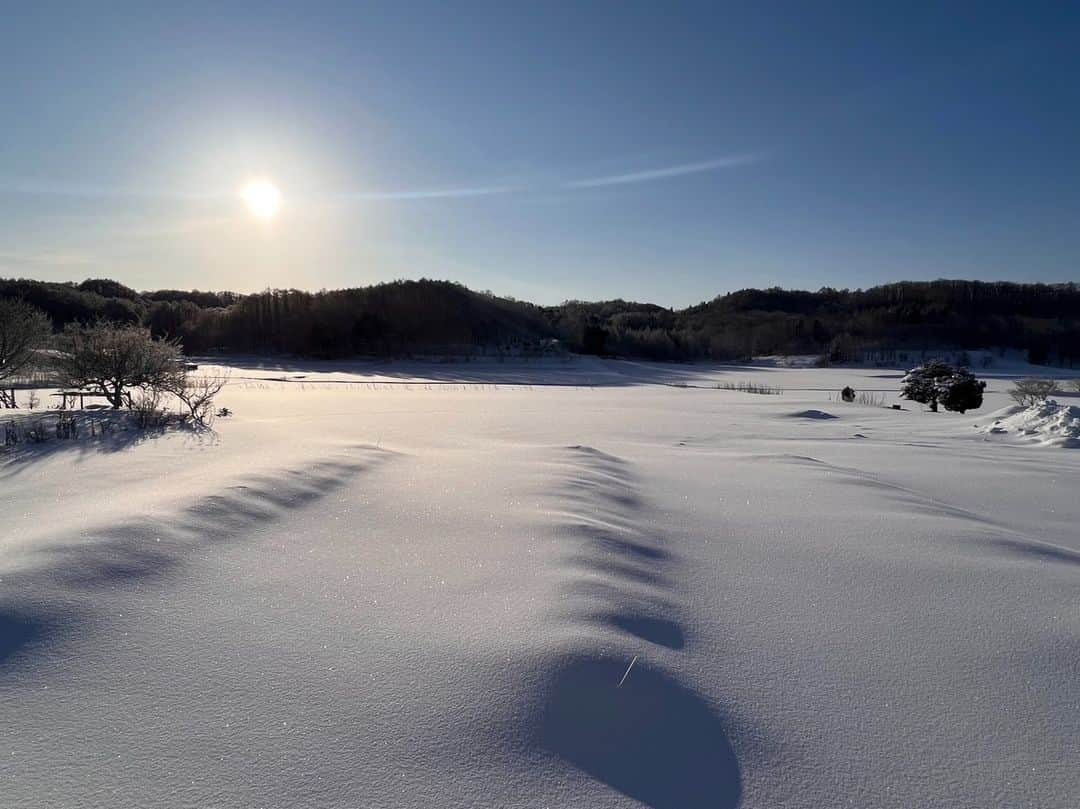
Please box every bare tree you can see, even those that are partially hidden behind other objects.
[55,322,184,408]
[0,299,52,406]
[1009,378,1060,407]
[163,370,229,426]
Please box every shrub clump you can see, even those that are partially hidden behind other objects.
[901,360,986,413]
[714,380,783,395]
[1009,378,1060,407]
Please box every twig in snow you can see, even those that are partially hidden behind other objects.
[617,655,638,688]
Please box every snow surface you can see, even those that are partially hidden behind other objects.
[2,358,1079,808]
[978,399,1080,448]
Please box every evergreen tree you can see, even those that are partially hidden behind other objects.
[901,360,986,413]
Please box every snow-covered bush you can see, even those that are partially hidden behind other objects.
[54,322,184,409]
[1009,378,1060,407]
[900,360,986,413]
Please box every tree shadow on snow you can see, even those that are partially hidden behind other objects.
[540,655,741,809]
[0,418,215,481]
[0,611,50,666]
[537,445,742,807]
[602,612,685,650]
[0,448,391,674]
[974,535,1080,567]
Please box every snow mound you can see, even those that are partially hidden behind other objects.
[980,399,1080,447]
[787,409,837,420]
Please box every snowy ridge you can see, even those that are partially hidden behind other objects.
[777,451,1080,566]
[537,445,740,808]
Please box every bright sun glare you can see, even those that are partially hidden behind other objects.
[241,179,282,219]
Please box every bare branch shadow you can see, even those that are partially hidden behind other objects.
[0,412,219,481]
[0,447,393,674]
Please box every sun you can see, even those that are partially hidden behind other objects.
[241,179,282,219]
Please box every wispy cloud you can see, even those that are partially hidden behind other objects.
[342,185,515,201]
[563,154,760,189]
[0,249,99,268]
[0,177,514,204]
[0,178,227,201]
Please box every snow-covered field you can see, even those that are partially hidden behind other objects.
[2,357,1078,808]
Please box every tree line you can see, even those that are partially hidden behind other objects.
[2,276,1079,366]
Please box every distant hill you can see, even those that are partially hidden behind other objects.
[1,276,1078,366]
[556,281,1080,366]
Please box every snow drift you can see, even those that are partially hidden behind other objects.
[980,399,1080,447]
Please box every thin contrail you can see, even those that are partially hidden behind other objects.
[0,153,760,203]
[563,154,760,189]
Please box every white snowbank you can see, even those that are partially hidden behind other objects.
[979,399,1080,447]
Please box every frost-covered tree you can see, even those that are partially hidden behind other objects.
[55,322,184,408]
[0,298,52,384]
[901,360,986,413]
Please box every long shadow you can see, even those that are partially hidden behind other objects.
[540,656,740,809]
[0,611,52,666]
[592,612,686,649]
[778,454,1002,527]
[0,446,392,673]
[0,414,214,481]
[778,454,1080,569]
[975,536,1080,567]
[534,445,742,807]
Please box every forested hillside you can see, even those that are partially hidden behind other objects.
[553,281,1080,365]
[2,277,1078,365]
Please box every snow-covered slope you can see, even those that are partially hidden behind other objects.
[2,360,1078,808]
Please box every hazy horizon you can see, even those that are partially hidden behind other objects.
[3,3,1079,308]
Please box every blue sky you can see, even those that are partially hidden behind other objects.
[1,2,1077,306]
